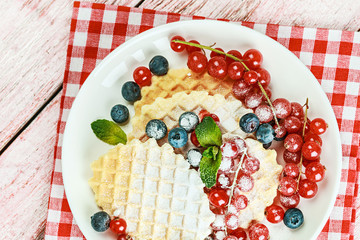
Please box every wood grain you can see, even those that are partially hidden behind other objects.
[0,94,60,240]
[0,0,140,152]
[140,0,360,31]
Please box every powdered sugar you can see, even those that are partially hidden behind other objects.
[255,104,273,123]
[225,213,239,230]
[236,173,254,192]
[186,148,202,167]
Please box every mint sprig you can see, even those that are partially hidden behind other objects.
[91,119,127,145]
[195,116,222,148]
[200,146,222,188]
[195,116,223,188]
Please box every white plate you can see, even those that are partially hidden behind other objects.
[62,20,342,240]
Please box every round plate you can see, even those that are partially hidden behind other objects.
[62,20,342,240]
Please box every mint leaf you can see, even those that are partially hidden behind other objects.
[91,119,127,145]
[195,116,222,147]
[200,146,222,188]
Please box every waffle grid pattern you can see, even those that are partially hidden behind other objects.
[134,68,236,115]
[130,91,252,150]
[45,2,360,239]
[89,139,214,239]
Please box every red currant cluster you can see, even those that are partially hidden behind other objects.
[204,137,271,240]
[267,108,327,227]
[110,218,132,240]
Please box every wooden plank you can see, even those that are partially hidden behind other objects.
[140,0,360,31]
[0,93,60,240]
[0,0,141,152]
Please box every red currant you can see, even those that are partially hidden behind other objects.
[278,176,297,196]
[284,116,302,133]
[242,156,260,174]
[228,62,245,80]
[255,104,273,123]
[310,118,327,135]
[221,141,240,158]
[202,113,220,124]
[228,228,247,240]
[273,121,287,140]
[248,223,269,240]
[302,141,322,160]
[298,179,318,198]
[265,205,285,223]
[133,66,152,87]
[199,109,210,119]
[283,149,301,164]
[117,234,130,240]
[208,56,228,79]
[216,172,232,189]
[283,163,300,178]
[232,80,252,100]
[170,35,186,52]
[190,130,201,147]
[244,70,259,85]
[256,68,271,87]
[225,213,240,230]
[284,134,303,153]
[110,218,127,234]
[290,102,304,119]
[224,236,238,240]
[304,132,322,146]
[187,51,208,73]
[232,194,248,210]
[302,158,320,168]
[226,50,243,65]
[279,192,300,208]
[273,98,292,119]
[305,162,325,182]
[208,188,229,208]
[236,172,254,192]
[244,88,263,109]
[209,203,226,215]
[186,40,201,53]
[243,49,263,70]
[210,48,225,58]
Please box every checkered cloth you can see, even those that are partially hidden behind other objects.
[45,1,360,239]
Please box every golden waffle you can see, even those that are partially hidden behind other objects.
[89,138,215,240]
[134,68,236,116]
[129,91,252,154]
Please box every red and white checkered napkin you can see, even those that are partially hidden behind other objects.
[45,1,360,239]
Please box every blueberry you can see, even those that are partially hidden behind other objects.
[90,211,111,232]
[283,208,304,229]
[145,119,167,140]
[256,123,275,144]
[179,112,199,132]
[168,127,188,148]
[121,81,141,102]
[239,113,260,133]
[186,148,202,167]
[110,104,129,123]
[149,55,169,76]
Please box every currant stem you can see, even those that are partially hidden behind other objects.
[257,81,280,128]
[172,39,251,71]
[296,98,309,191]
[227,148,248,212]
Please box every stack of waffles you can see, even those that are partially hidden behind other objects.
[89,68,282,239]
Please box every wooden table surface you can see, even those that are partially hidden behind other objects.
[1,0,359,239]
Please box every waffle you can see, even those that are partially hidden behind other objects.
[134,68,237,116]
[129,91,252,154]
[89,138,215,240]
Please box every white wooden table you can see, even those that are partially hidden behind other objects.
[0,0,359,239]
